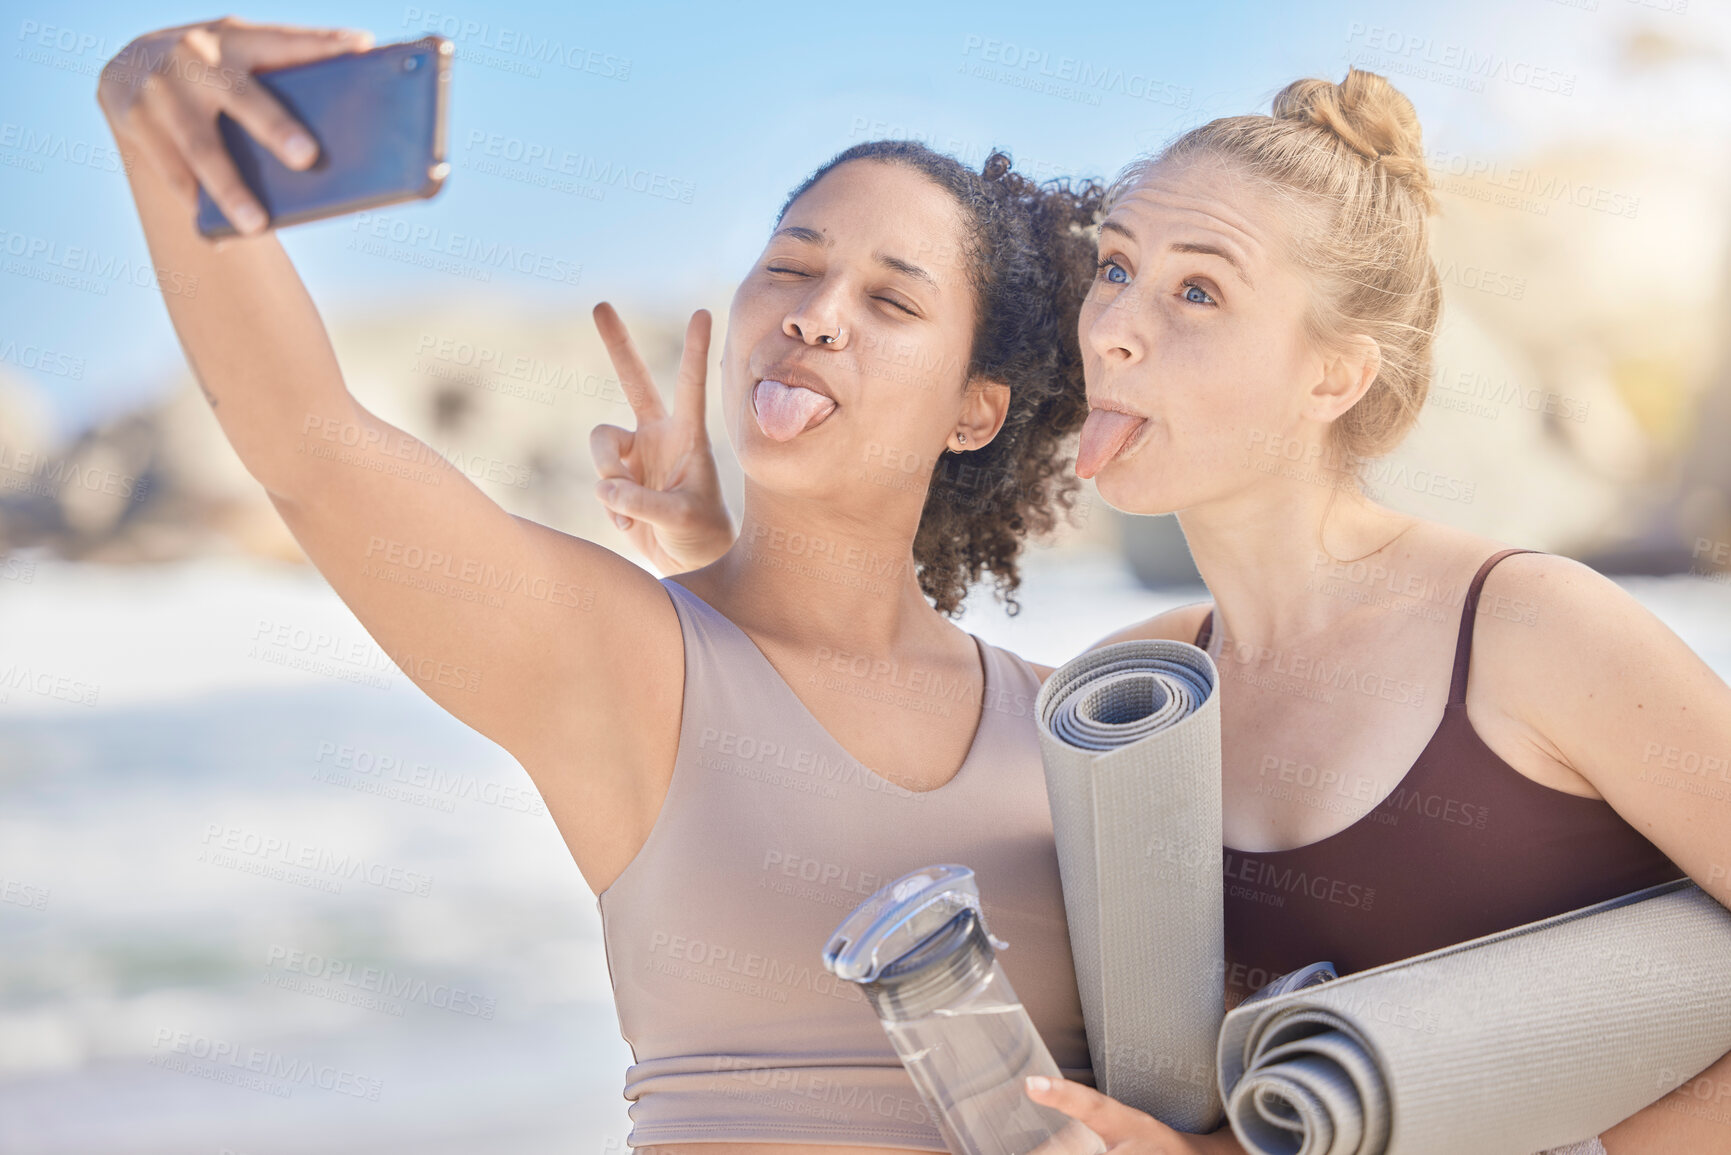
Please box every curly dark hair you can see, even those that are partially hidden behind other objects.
[778,141,1104,616]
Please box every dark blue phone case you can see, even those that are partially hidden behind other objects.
[195,36,450,237]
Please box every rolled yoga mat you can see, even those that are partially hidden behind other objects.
[1035,639,1225,1133]
[1217,878,1731,1155]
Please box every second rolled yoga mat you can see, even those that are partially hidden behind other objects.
[1035,638,1225,1133]
[1218,878,1731,1155]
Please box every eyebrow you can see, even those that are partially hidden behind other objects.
[1169,241,1253,288]
[1098,219,1254,289]
[769,226,937,289]
[877,252,936,288]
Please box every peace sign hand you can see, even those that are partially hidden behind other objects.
[589,304,736,575]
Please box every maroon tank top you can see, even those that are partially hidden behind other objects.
[1198,548,1685,1006]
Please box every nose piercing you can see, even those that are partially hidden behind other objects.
[819,335,835,345]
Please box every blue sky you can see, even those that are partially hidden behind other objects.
[3,0,1718,435]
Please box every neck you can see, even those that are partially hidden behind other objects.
[1178,466,1415,648]
[706,480,941,649]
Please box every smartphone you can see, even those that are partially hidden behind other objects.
[196,36,452,238]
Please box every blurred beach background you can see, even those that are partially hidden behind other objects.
[4,0,1731,1151]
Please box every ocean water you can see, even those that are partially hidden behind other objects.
[1,550,1727,1153]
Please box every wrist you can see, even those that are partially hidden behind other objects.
[1189,1127,1244,1155]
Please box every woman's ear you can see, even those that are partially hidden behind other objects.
[1305,334,1381,424]
[949,379,1011,451]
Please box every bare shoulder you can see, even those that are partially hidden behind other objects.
[509,515,687,738]
[1467,549,1705,755]
[1089,600,1215,651]
[1474,550,1645,653]
[1468,548,1731,885]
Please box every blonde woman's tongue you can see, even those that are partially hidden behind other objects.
[1075,408,1146,479]
[753,379,837,442]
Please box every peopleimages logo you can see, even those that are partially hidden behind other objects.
[264,944,497,1019]
[958,35,1192,108]
[0,121,129,174]
[0,227,198,296]
[1224,851,1376,910]
[0,662,99,707]
[0,876,50,911]
[462,131,694,203]
[346,212,583,285]
[313,739,547,816]
[150,1028,384,1100]
[1345,22,1577,96]
[199,823,435,897]
[696,727,927,803]
[1426,148,1640,220]
[400,8,631,79]
[0,442,148,501]
[0,338,84,379]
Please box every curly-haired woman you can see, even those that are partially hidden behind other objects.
[97,15,1111,1155]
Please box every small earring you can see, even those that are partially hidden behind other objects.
[955,432,967,445]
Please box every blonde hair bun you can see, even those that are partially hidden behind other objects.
[1272,69,1433,213]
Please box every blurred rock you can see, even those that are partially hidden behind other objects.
[0,299,713,567]
[4,129,1728,581]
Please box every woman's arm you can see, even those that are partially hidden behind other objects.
[1082,603,1215,652]
[97,17,685,892]
[1476,553,1731,1153]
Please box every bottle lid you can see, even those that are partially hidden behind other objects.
[822,864,1006,983]
[1239,960,1339,1008]
[863,906,998,1021]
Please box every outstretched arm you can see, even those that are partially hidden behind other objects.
[98,17,686,892]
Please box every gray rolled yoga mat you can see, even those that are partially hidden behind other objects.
[1035,639,1225,1133]
[1218,878,1731,1155]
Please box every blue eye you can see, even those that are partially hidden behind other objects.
[1183,282,1216,306]
[1096,258,1129,285]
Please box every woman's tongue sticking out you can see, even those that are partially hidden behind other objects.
[1075,408,1146,479]
[753,378,837,442]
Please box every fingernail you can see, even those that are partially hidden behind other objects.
[1026,1075,1050,1093]
[282,132,316,167]
[612,513,631,530]
[232,202,267,233]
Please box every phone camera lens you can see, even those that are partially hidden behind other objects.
[403,54,423,71]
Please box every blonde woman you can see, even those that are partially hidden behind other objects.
[610,71,1731,1155]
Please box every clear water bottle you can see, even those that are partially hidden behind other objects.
[823,865,1106,1155]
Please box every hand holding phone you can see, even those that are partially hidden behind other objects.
[195,36,451,237]
[97,18,450,237]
